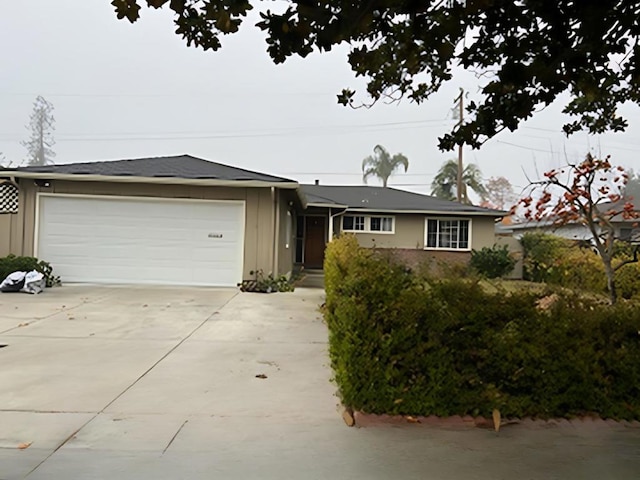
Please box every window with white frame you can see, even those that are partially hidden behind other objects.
[342,215,394,233]
[425,218,470,250]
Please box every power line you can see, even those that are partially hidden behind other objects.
[495,140,558,153]
[0,91,334,98]
[0,119,452,143]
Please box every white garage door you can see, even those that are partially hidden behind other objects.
[36,194,245,286]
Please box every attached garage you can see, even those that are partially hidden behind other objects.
[0,155,300,286]
[36,194,245,286]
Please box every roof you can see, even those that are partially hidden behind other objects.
[300,184,505,216]
[4,155,297,187]
[508,198,640,230]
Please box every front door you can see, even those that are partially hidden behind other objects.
[304,216,326,268]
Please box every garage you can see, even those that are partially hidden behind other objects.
[36,194,245,286]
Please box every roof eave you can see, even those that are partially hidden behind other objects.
[342,207,506,217]
[3,171,299,189]
[306,202,349,209]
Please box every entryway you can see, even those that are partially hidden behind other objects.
[296,215,327,269]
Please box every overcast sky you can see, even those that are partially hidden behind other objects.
[1,1,640,197]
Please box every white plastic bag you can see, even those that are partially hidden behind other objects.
[21,270,45,294]
[0,271,27,292]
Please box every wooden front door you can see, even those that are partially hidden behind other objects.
[304,216,326,268]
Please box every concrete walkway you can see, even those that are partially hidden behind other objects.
[1,286,639,479]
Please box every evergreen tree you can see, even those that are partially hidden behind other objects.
[22,96,56,166]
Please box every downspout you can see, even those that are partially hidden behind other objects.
[328,207,348,242]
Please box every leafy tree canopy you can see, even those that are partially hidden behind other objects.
[112,1,640,150]
[517,153,640,304]
[484,176,517,210]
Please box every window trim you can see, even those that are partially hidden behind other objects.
[342,214,395,234]
[424,217,472,251]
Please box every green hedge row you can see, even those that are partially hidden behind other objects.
[324,235,640,419]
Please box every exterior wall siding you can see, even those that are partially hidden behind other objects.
[9,179,281,280]
[0,215,10,256]
[277,190,295,277]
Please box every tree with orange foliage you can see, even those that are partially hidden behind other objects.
[517,153,639,304]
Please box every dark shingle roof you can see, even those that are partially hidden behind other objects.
[13,155,295,183]
[301,184,504,216]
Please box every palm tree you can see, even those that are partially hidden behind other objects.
[431,159,487,204]
[362,145,409,187]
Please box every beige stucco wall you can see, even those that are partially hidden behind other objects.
[496,234,524,279]
[339,213,498,252]
[469,216,498,250]
[347,214,425,249]
[5,179,287,280]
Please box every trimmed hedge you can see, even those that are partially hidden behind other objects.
[324,235,640,419]
[0,254,60,287]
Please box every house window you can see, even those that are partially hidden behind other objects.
[342,215,394,233]
[370,216,393,232]
[343,215,366,231]
[425,218,470,250]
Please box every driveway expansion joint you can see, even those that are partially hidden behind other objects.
[23,290,239,478]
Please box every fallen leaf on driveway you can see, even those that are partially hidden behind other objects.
[255,374,268,379]
[17,442,32,450]
[493,409,501,432]
[18,322,29,327]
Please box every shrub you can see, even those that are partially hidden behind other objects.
[470,245,516,278]
[521,233,640,297]
[615,263,640,300]
[520,232,569,282]
[547,248,606,293]
[324,235,640,420]
[240,269,294,293]
[0,254,60,287]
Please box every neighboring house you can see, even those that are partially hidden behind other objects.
[504,200,640,244]
[0,155,505,286]
[297,183,505,270]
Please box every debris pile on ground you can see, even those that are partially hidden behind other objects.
[0,270,46,294]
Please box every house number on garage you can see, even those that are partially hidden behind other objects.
[208,233,223,238]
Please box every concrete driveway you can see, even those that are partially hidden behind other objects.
[1,286,639,479]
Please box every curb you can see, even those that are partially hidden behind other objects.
[346,411,640,429]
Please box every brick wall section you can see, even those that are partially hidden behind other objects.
[382,248,471,274]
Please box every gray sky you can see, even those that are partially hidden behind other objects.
[2,1,640,198]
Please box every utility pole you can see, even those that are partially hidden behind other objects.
[455,88,464,203]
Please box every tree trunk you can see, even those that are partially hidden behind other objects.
[382,177,388,188]
[603,255,617,305]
